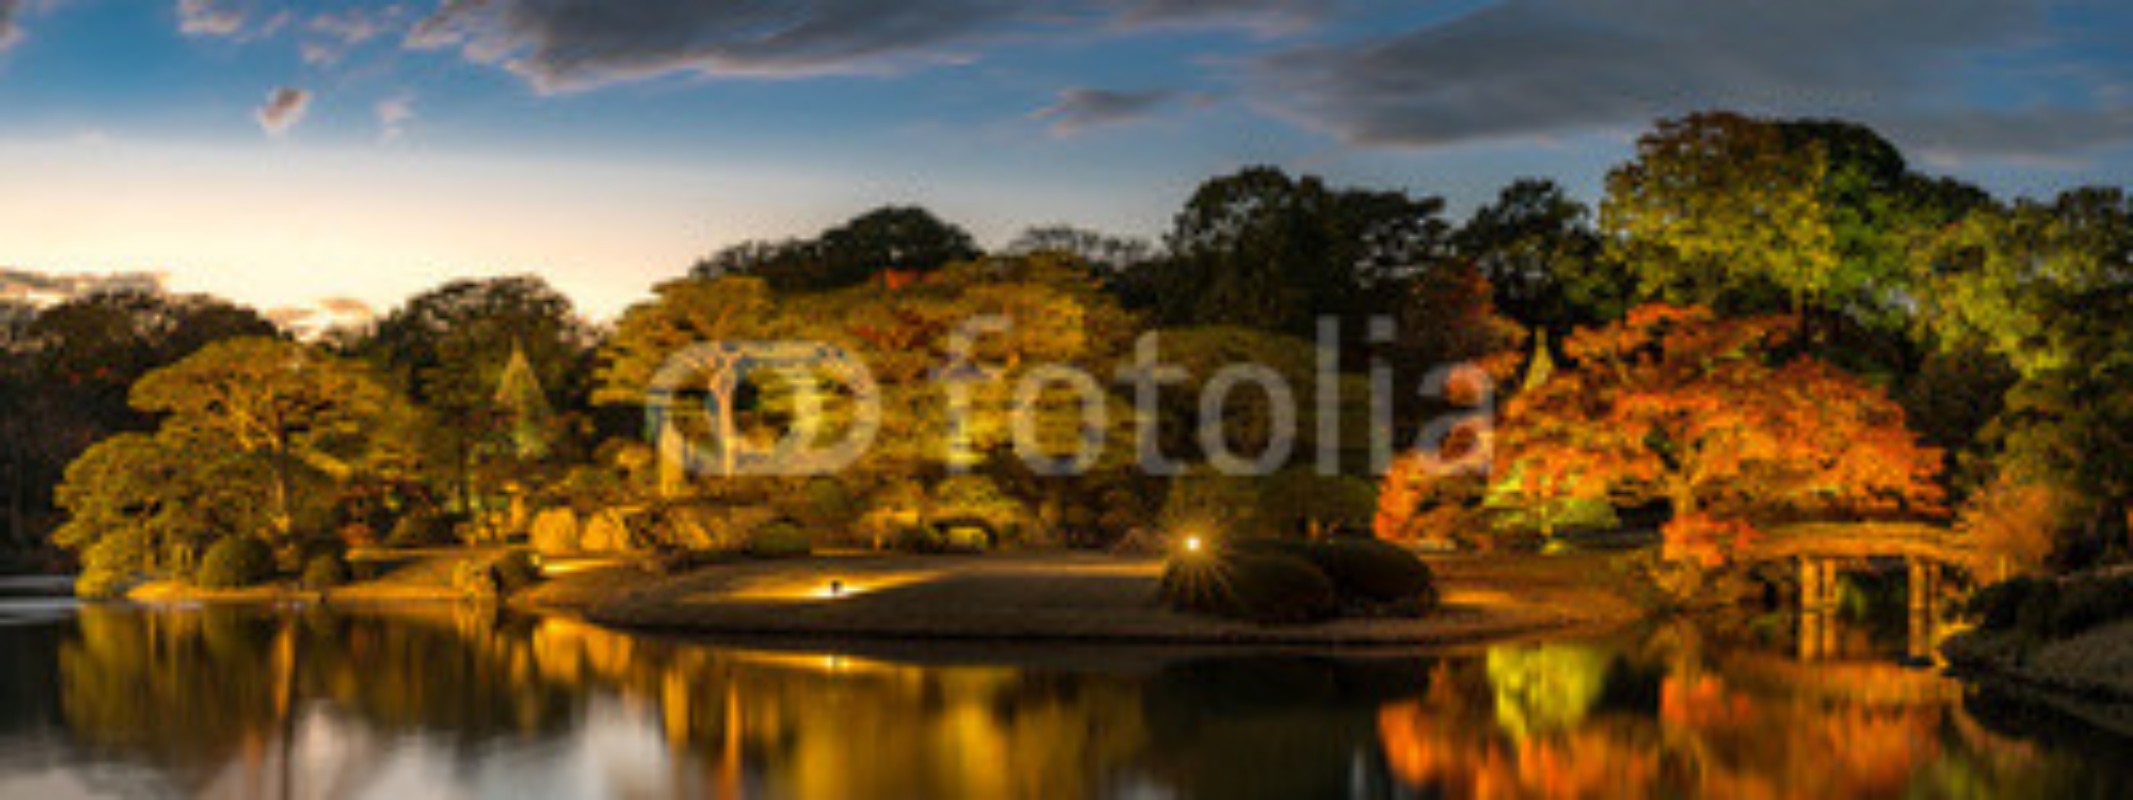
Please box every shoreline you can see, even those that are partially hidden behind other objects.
[564,551,1647,650]
[100,549,1648,651]
[1941,621,2133,703]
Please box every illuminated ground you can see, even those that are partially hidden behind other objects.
[565,551,1644,648]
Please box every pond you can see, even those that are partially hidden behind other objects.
[0,595,2128,798]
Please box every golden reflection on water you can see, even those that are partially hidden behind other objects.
[8,606,2125,798]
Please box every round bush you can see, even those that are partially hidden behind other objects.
[1162,551,1339,625]
[300,554,351,591]
[195,536,276,590]
[746,523,813,559]
[387,512,464,548]
[1307,538,1437,612]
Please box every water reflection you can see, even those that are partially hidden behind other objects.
[0,604,2126,798]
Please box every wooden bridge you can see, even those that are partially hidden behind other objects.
[1740,522,1977,662]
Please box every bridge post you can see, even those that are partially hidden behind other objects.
[1799,557,1821,660]
[1798,557,1842,660]
[1819,559,1840,657]
[1907,558,1928,660]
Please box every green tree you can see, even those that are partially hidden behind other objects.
[128,338,411,542]
[53,431,274,587]
[1602,112,1839,315]
[1921,188,2133,557]
[1149,166,1449,334]
[4,291,274,553]
[693,205,982,292]
[361,276,592,513]
[1453,178,1626,331]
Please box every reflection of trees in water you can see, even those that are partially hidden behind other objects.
[1377,629,2130,798]
[51,606,2129,798]
[59,607,1418,798]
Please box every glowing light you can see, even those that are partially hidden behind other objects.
[1185,536,1204,554]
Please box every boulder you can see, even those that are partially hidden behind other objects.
[530,509,581,556]
[580,509,636,553]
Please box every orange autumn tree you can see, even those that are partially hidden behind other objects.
[1497,304,1942,565]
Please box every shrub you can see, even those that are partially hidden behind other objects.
[885,525,945,554]
[1965,572,2133,640]
[195,536,276,590]
[745,522,813,559]
[2048,573,2133,638]
[75,568,132,600]
[1160,473,1269,539]
[493,551,543,594]
[1161,551,1340,625]
[932,476,1027,540]
[300,554,351,590]
[387,512,464,548]
[1307,537,1437,614]
[1966,575,2048,631]
[1227,536,1436,616]
[798,478,861,530]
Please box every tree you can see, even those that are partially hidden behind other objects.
[1602,112,1987,345]
[1917,188,2133,557]
[597,275,778,408]
[1453,178,1626,331]
[1004,225,1155,274]
[1148,166,1449,334]
[361,276,592,513]
[693,206,982,292]
[3,290,274,553]
[128,338,411,542]
[52,431,273,585]
[1496,304,1943,563]
[1602,112,1838,315]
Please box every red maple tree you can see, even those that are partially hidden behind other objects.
[1495,304,1943,563]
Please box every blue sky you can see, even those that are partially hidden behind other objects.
[1,0,2130,322]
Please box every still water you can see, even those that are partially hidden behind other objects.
[0,594,2128,799]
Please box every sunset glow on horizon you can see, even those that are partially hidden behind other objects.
[3,1,2131,321]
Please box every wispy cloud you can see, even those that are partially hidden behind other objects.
[0,1,20,53]
[1106,0,1328,36]
[302,6,404,65]
[1036,87,1180,135]
[376,92,414,141]
[254,86,311,137]
[176,0,245,37]
[1246,0,2133,160]
[404,0,1322,92]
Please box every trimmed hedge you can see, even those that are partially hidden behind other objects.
[1162,536,1437,624]
[1161,551,1339,624]
[1308,537,1438,612]
[196,536,277,590]
[1229,536,1438,615]
[300,554,351,590]
[745,523,813,559]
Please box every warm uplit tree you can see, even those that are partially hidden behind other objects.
[128,337,414,542]
[1496,304,1943,563]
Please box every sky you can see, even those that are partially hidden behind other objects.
[1,0,2131,323]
